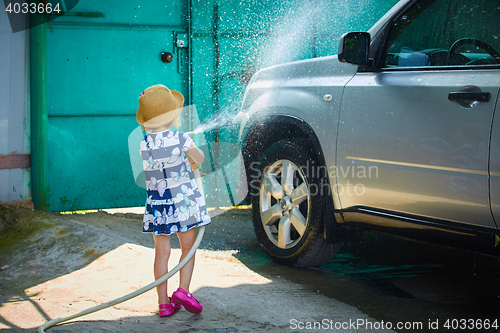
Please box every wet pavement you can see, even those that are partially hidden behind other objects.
[211,210,500,332]
[319,234,500,332]
[0,205,499,332]
[248,233,500,332]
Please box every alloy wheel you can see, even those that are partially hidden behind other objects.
[259,159,310,249]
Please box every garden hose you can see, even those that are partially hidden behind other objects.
[38,163,206,333]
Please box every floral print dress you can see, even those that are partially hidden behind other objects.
[140,130,211,235]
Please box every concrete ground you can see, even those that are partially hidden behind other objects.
[0,205,395,333]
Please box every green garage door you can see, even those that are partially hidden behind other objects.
[44,1,189,211]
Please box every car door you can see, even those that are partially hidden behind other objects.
[336,0,500,229]
[489,94,500,225]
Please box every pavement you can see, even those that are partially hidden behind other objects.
[0,204,395,333]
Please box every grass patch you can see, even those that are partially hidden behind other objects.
[0,204,53,252]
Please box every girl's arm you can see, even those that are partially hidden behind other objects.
[186,143,204,164]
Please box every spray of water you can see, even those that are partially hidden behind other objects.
[192,103,243,134]
[193,2,323,136]
[256,2,319,69]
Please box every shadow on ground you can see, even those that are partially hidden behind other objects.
[1,204,500,333]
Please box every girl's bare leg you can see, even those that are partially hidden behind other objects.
[176,227,197,292]
[153,234,171,305]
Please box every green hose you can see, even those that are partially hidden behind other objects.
[39,164,206,332]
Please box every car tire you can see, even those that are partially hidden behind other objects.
[250,140,341,267]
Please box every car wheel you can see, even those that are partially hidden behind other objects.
[250,140,341,267]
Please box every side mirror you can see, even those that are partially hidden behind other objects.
[338,32,370,66]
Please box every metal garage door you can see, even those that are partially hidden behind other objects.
[43,0,189,211]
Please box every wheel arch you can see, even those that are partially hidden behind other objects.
[242,112,325,174]
[241,112,346,243]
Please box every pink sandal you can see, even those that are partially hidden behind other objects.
[171,287,203,313]
[158,299,181,317]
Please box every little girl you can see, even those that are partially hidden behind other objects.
[136,84,211,317]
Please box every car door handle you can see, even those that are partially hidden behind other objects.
[448,92,491,103]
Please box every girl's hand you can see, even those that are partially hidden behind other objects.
[186,143,204,164]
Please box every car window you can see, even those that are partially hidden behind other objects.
[383,0,500,69]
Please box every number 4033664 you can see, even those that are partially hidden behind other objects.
[5,2,62,14]
[443,319,499,330]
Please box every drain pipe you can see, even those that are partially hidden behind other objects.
[38,165,206,333]
[30,14,48,211]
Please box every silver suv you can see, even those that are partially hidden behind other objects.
[237,0,500,266]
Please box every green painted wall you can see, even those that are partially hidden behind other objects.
[37,0,399,211]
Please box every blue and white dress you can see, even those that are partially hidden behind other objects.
[140,129,211,235]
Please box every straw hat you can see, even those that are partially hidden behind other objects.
[136,84,184,128]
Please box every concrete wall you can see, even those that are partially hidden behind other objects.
[0,9,31,204]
